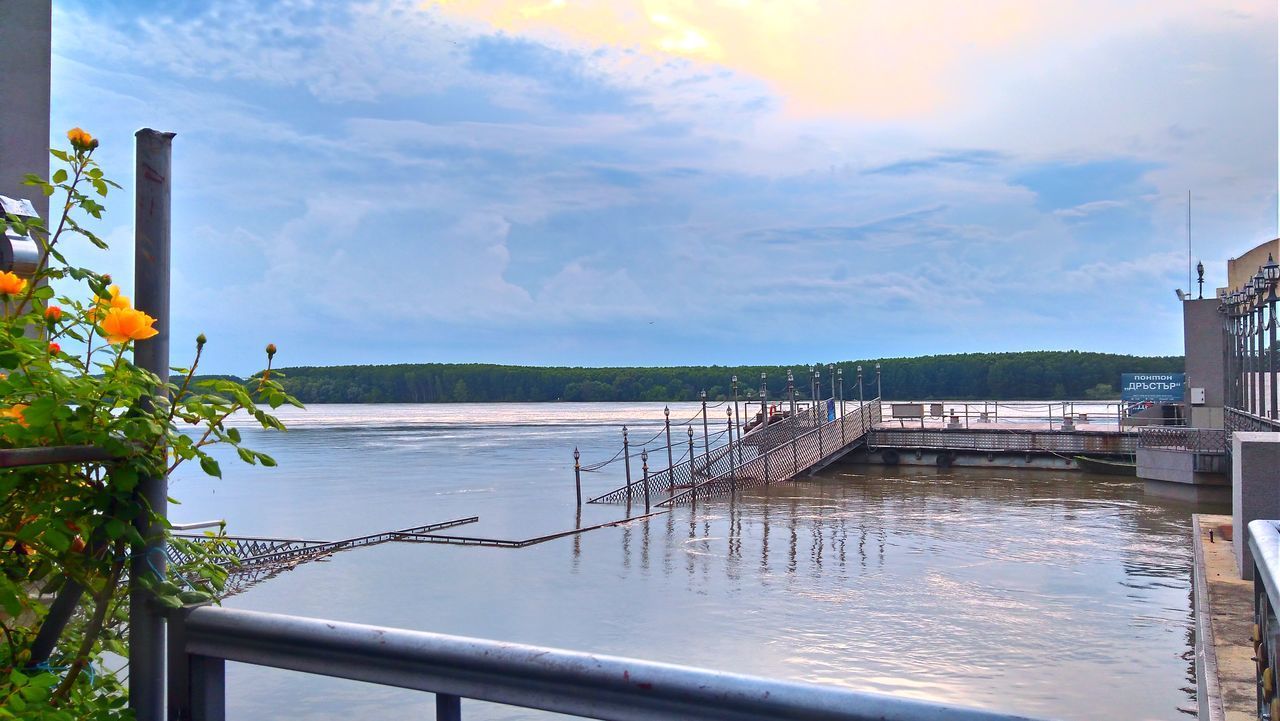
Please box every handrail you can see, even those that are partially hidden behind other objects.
[0,444,118,468]
[168,605,1045,721]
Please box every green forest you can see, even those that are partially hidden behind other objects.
[250,351,1183,403]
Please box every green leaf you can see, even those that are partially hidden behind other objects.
[51,168,68,183]
[199,456,222,478]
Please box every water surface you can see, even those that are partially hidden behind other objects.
[172,403,1213,720]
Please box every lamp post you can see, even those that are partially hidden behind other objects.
[875,362,882,399]
[731,375,741,465]
[726,407,737,494]
[827,363,836,419]
[622,425,632,507]
[837,367,844,416]
[641,449,650,514]
[857,365,864,405]
[573,447,581,506]
[664,406,674,494]
[687,426,696,504]
[1255,269,1267,416]
[1265,254,1279,419]
[760,372,769,434]
[1197,260,1205,299]
[813,366,821,425]
[787,369,798,472]
[1248,280,1259,415]
[700,389,711,477]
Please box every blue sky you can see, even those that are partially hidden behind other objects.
[48,0,1277,373]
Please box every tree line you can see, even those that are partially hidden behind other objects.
[237,351,1183,403]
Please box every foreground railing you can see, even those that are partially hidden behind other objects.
[167,605,1044,721]
[1249,520,1280,720]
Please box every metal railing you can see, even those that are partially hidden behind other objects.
[1226,407,1280,433]
[1248,519,1280,720]
[868,428,1138,455]
[1137,427,1231,454]
[166,604,1044,721]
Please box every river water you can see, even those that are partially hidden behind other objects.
[171,402,1215,720]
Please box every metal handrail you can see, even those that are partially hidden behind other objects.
[1137,427,1230,453]
[1226,406,1280,433]
[168,605,1045,721]
[0,444,118,468]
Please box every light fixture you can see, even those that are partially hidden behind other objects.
[1265,254,1280,282]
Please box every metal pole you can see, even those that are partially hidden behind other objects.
[573,448,581,507]
[700,390,710,477]
[787,370,798,472]
[622,426,632,507]
[760,373,769,434]
[838,367,844,416]
[1258,295,1267,415]
[664,406,674,495]
[1270,287,1278,420]
[875,362,882,400]
[687,426,696,504]
[731,376,741,465]
[130,128,174,721]
[857,365,863,406]
[813,367,820,425]
[828,363,835,417]
[642,450,650,514]
[727,409,736,495]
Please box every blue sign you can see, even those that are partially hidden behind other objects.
[1121,373,1185,402]
[827,398,836,421]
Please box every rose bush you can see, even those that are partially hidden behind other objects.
[0,130,299,719]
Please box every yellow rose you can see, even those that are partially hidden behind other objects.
[0,271,26,296]
[95,284,131,315]
[100,307,159,344]
[67,127,95,151]
[1,404,28,427]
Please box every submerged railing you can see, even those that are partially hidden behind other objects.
[167,605,1045,721]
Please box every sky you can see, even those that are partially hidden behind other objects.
[46,0,1278,374]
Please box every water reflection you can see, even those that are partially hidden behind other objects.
[171,404,1220,721]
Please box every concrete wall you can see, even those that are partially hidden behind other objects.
[1232,432,1280,579]
[1137,447,1228,485]
[1227,238,1280,295]
[0,0,51,221]
[1183,297,1224,429]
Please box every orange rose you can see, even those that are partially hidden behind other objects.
[0,271,26,296]
[67,127,96,151]
[1,404,28,427]
[95,285,130,316]
[100,307,159,344]
[48,342,61,355]
[44,305,63,322]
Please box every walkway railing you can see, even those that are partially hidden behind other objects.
[1226,406,1280,433]
[660,401,881,506]
[1137,427,1231,454]
[868,428,1138,455]
[167,604,1044,721]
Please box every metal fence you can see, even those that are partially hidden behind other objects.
[1226,406,1280,433]
[868,428,1138,455]
[1137,427,1231,454]
[167,604,1045,721]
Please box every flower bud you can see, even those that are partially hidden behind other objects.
[265,343,277,359]
[196,333,207,348]
[44,305,62,323]
[48,342,61,355]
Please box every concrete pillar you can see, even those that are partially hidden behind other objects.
[1233,432,1280,579]
[0,0,52,220]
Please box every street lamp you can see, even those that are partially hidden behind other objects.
[875,362,882,399]
[857,365,864,405]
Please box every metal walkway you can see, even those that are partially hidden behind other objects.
[168,517,480,596]
[588,400,882,507]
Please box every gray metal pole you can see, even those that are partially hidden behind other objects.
[876,363,882,400]
[0,0,51,224]
[787,370,798,472]
[641,450,650,514]
[1270,290,1278,419]
[828,364,835,415]
[687,426,696,504]
[837,368,844,416]
[664,406,674,495]
[131,128,175,721]
[857,365,863,406]
[573,448,581,507]
[700,391,710,476]
[760,373,769,434]
[731,376,741,467]
[622,426,632,507]
[1258,298,1267,415]
[726,410,736,495]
